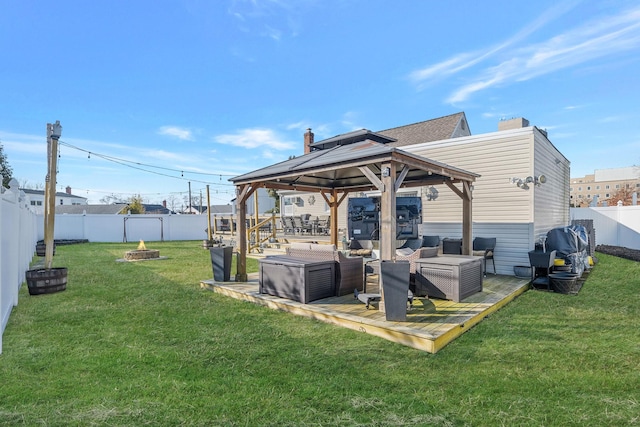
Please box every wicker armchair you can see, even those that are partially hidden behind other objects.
[366,246,438,277]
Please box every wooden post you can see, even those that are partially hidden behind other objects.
[44,122,61,270]
[378,161,397,313]
[462,182,473,255]
[206,185,212,241]
[235,184,255,282]
[379,162,396,261]
[330,190,339,247]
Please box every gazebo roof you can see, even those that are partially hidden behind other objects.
[230,139,479,191]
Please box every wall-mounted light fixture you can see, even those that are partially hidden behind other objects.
[381,167,391,177]
[510,175,547,190]
[426,186,439,201]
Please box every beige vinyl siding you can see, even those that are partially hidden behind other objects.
[406,127,568,275]
[406,129,534,224]
[532,129,570,239]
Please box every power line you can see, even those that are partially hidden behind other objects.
[58,140,236,186]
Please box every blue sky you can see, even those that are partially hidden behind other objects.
[1,0,639,206]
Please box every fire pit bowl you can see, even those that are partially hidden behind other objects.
[124,240,160,261]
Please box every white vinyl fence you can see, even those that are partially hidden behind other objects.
[570,206,640,250]
[1,183,38,354]
[36,213,219,242]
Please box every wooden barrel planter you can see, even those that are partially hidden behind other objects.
[35,242,55,257]
[25,267,68,295]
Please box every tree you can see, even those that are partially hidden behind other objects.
[122,194,145,214]
[266,188,280,214]
[100,193,126,204]
[166,194,180,212]
[0,140,13,188]
[606,184,637,206]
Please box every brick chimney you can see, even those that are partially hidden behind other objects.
[65,186,72,195]
[304,128,314,154]
[162,200,167,208]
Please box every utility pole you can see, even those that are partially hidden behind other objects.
[188,181,192,214]
[44,121,62,269]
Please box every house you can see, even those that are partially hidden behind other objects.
[570,166,640,207]
[280,113,570,275]
[56,204,127,215]
[22,186,88,214]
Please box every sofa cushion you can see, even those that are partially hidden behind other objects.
[290,242,312,250]
[310,244,337,252]
[396,248,414,257]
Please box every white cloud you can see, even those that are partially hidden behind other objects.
[158,126,194,141]
[409,3,640,104]
[214,128,295,150]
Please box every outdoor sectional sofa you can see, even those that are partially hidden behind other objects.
[285,243,364,296]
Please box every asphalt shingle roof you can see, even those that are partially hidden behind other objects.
[377,112,468,147]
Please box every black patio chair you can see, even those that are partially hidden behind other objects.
[442,238,462,255]
[421,235,440,248]
[473,237,496,276]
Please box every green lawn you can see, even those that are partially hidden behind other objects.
[1,241,638,426]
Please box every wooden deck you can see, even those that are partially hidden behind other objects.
[200,273,530,353]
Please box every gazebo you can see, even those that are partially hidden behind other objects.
[230,130,479,285]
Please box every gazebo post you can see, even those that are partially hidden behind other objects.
[379,161,397,262]
[462,182,473,255]
[235,184,255,282]
[378,161,398,313]
[330,189,339,247]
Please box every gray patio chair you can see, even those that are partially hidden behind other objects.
[292,216,312,235]
[473,237,496,276]
[316,215,329,235]
[282,216,295,235]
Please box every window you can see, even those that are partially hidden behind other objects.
[37,201,42,206]
[606,185,610,189]
[59,199,63,205]
[606,193,610,198]
[578,187,582,191]
[570,187,574,191]
[616,184,620,189]
[30,201,36,206]
[587,186,591,190]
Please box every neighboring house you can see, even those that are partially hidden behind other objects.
[204,204,234,215]
[22,186,88,214]
[570,166,640,207]
[229,188,275,216]
[56,204,127,215]
[143,203,175,215]
[281,113,570,275]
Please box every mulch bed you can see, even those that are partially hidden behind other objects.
[596,245,640,262]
